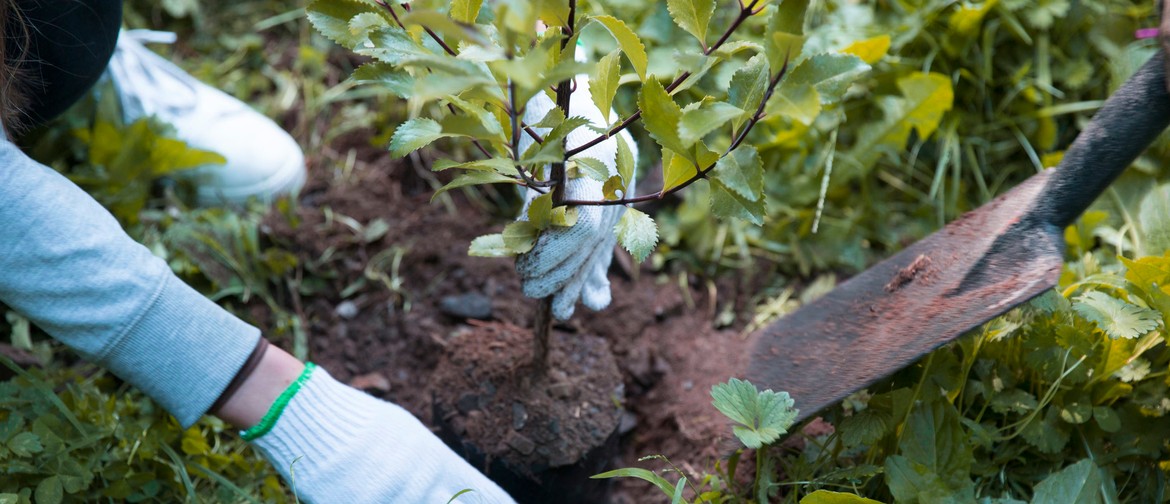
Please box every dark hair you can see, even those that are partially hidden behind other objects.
[0,0,29,137]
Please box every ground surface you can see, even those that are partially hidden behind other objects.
[262,146,770,501]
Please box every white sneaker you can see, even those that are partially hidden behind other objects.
[105,30,306,206]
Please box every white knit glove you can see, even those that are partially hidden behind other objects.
[245,364,514,504]
[515,77,637,320]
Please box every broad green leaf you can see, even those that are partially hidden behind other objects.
[590,50,623,126]
[767,53,869,124]
[800,490,884,504]
[1031,459,1103,504]
[7,432,43,457]
[710,378,797,449]
[573,156,612,181]
[1060,402,1092,424]
[592,468,678,498]
[432,157,518,177]
[551,206,579,227]
[306,0,383,48]
[728,55,769,133]
[710,179,765,225]
[614,208,659,262]
[400,10,480,47]
[842,35,891,64]
[711,145,763,201]
[0,494,18,504]
[432,171,518,201]
[768,81,820,125]
[884,456,963,504]
[449,0,482,23]
[1073,291,1160,339]
[678,101,744,146]
[390,117,447,157]
[447,96,505,139]
[352,62,414,98]
[765,0,808,71]
[988,389,1038,414]
[849,72,953,172]
[502,221,539,254]
[1093,406,1121,433]
[837,409,890,447]
[35,476,63,504]
[616,134,635,191]
[359,27,432,65]
[667,0,715,46]
[593,15,648,80]
[1138,183,1170,255]
[638,77,689,160]
[1021,407,1070,454]
[897,399,971,485]
[603,175,625,200]
[527,193,553,230]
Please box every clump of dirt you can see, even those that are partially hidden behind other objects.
[263,149,772,502]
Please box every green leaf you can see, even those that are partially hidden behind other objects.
[306,0,383,48]
[616,134,636,191]
[848,72,954,172]
[527,193,553,230]
[678,101,744,146]
[662,149,696,193]
[671,477,686,504]
[447,96,506,140]
[352,62,414,98]
[449,0,482,23]
[603,175,625,200]
[1031,459,1103,504]
[1073,291,1160,340]
[710,179,765,226]
[728,55,769,133]
[551,206,579,227]
[502,221,539,254]
[590,50,623,126]
[667,0,715,46]
[35,476,62,504]
[7,432,42,457]
[638,77,689,160]
[710,378,798,449]
[837,409,891,447]
[896,399,972,488]
[390,117,447,157]
[711,145,763,202]
[469,234,511,257]
[884,456,963,504]
[614,208,659,263]
[593,15,648,80]
[592,468,678,498]
[1021,407,1070,454]
[432,157,518,177]
[1060,402,1092,424]
[573,157,612,181]
[0,494,18,504]
[432,171,518,201]
[765,0,807,71]
[800,490,884,504]
[767,53,870,125]
[1093,406,1121,433]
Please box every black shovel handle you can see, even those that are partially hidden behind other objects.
[1035,51,1170,229]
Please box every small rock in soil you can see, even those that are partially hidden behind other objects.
[682,379,694,391]
[548,382,575,400]
[439,293,493,320]
[505,432,536,455]
[512,402,528,431]
[619,411,638,435]
[349,372,391,393]
[335,300,359,319]
[456,393,480,414]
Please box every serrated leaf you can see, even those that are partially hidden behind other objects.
[307,0,383,48]
[897,399,972,485]
[503,221,539,254]
[592,468,678,498]
[1021,407,1070,453]
[765,0,807,71]
[1031,459,1103,504]
[712,145,763,201]
[842,35,891,64]
[449,0,482,23]
[358,27,431,65]
[662,149,696,193]
[447,96,505,140]
[432,171,518,201]
[390,117,447,157]
[432,157,518,177]
[593,15,648,80]
[590,50,623,126]
[679,101,744,146]
[638,77,689,160]
[527,193,553,229]
[1073,291,1160,340]
[603,175,625,200]
[616,134,636,191]
[728,55,769,133]
[467,232,510,256]
[6,432,42,457]
[710,378,798,449]
[551,206,579,227]
[573,156,612,181]
[849,72,954,171]
[988,388,1038,414]
[768,81,820,125]
[615,208,659,262]
[884,456,958,504]
[838,409,890,447]
[710,179,765,225]
[800,490,884,504]
[351,62,414,98]
[667,0,715,45]
[35,476,62,504]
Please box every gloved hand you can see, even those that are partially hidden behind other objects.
[245,364,514,504]
[515,77,638,320]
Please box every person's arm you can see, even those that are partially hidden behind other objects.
[0,138,259,427]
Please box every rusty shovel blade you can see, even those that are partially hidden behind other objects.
[746,52,1170,423]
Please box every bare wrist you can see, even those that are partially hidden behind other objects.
[211,341,305,429]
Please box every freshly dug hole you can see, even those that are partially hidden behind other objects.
[433,321,623,503]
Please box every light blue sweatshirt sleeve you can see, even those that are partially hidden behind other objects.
[0,137,260,427]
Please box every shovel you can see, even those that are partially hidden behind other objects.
[746,51,1170,423]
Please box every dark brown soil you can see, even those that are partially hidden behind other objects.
[262,138,769,502]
